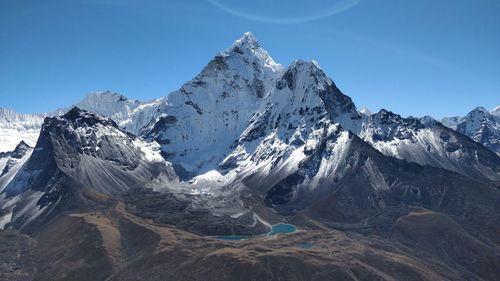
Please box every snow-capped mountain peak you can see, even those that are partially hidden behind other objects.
[0,106,176,230]
[217,32,283,78]
[440,106,500,155]
[0,92,163,153]
[231,31,260,51]
[76,91,136,111]
[491,106,500,116]
[459,106,498,134]
[464,106,491,122]
[73,91,145,128]
[63,106,116,124]
[276,59,324,92]
[419,115,438,126]
[145,33,500,181]
[276,59,359,121]
[451,106,500,155]
[10,141,31,159]
[2,33,499,184]
[146,33,289,175]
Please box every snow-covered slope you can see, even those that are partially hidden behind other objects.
[0,107,269,234]
[0,141,33,228]
[360,109,500,180]
[1,32,500,240]
[0,141,33,193]
[74,91,164,135]
[441,106,500,155]
[219,59,361,179]
[0,108,47,152]
[3,33,500,191]
[0,91,163,153]
[146,32,283,175]
[144,33,500,182]
[74,91,141,121]
[0,107,176,229]
[6,107,173,195]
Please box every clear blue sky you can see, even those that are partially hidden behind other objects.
[0,0,499,118]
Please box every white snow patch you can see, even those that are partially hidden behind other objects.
[132,139,164,162]
[0,212,12,229]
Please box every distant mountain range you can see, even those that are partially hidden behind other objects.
[441,106,500,155]
[1,33,499,281]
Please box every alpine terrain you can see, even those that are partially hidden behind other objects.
[1,33,500,281]
[441,106,500,156]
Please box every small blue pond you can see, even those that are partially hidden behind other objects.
[268,223,297,235]
[215,223,297,241]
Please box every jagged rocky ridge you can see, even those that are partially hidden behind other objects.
[0,91,162,152]
[441,106,500,155]
[141,34,500,182]
[1,32,499,225]
[1,32,500,229]
[1,32,500,281]
[0,107,176,229]
[0,107,270,235]
[360,109,500,181]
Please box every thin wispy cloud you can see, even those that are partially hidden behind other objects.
[207,0,360,24]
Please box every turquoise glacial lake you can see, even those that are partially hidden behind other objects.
[215,223,297,241]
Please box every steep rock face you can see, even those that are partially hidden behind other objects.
[273,60,361,132]
[360,110,500,181]
[237,121,384,216]
[147,32,283,175]
[0,141,31,177]
[0,141,33,191]
[146,39,362,178]
[209,55,500,229]
[0,107,175,230]
[441,107,500,156]
[4,34,498,184]
[2,33,499,233]
[0,142,34,229]
[0,108,268,236]
[0,92,163,153]
[142,33,500,182]
[1,33,500,280]
[31,107,172,195]
[219,60,362,186]
[237,116,500,235]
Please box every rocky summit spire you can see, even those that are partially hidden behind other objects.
[11,140,31,159]
[218,32,283,75]
[230,32,260,52]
